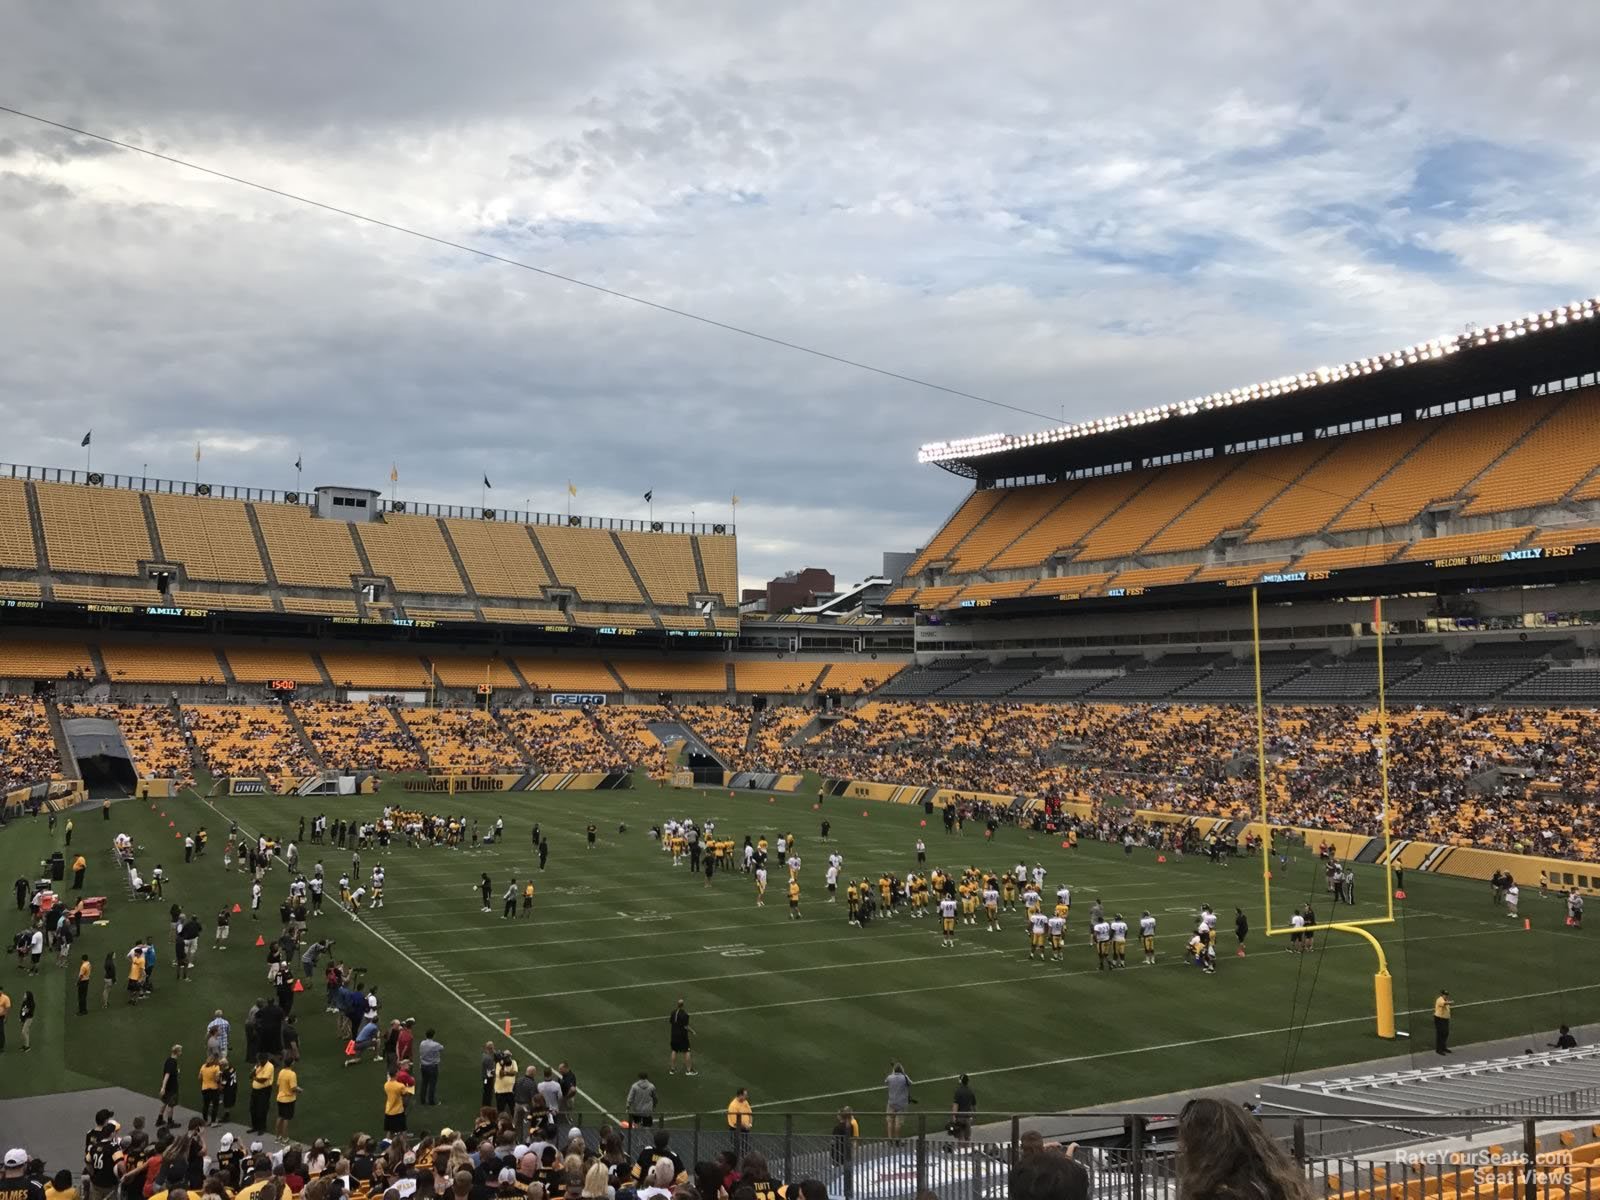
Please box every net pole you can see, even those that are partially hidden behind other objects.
[1375,596,1395,922]
[1253,587,1273,933]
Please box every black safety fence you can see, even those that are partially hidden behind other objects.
[579,1111,1600,1200]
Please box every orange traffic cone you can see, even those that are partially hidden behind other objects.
[1524,918,1531,931]
[919,819,926,827]
[1157,855,1166,863]
[861,810,868,817]
[1060,840,1070,849]
[1395,889,1406,900]
[503,1019,512,1036]
[254,934,265,947]
[292,978,304,993]
[168,821,175,828]
[231,903,241,913]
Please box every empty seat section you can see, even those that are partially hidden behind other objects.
[500,708,622,772]
[1105,564,1200,591]
[947,485,1071,571]
[252,502,363,588]
[1247,423,1430,543]
[951,579,1034,602]
[0,695,62,788]
[400,707,524,772]
[988,473,1148,570]
[0,581,41,599]
[659,613,712,630]
[355,515,467,595]
[149,494,267,582]
[53,584,172,607]
[295,700,423,772]
[1145,441,1328,553]
[1535,525,1600,549]
[0,640,94,679]
[513,658,620,692]
[1077,457,1235,561]
[1400,527,1536,562]
[280,597,360,616]
[423,656,521,688]
[480,607,569,624]
[571,610,657,627]
[1191,561,1286,585]
[100,644,225,684]
[1462,391,1600,514]
[905,489,1008,574]
[534,526,644,603]
[616,532,702,606]
[443,519,550,599]
[819,663,903,693]
[223,647,321,684]
[1027,571,1114,598]
[407,608,478,623]
[909,585,962,609]
[319,650,431,690]
[68,701,192,781]
[733,661,824,693]
[1331,399,1555,531]
[183,704,315,777]
[615,660,728,692]
[1288,541,1408,573]
[173,591,276,611]
[35,482,151,574]
[695,534,739,605]
[0,479,38,569]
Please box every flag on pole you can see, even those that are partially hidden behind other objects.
[80,431,92,447]
[294,454,303,472]
[483,474,492,489]
[731,494,740,507]
[390,464,399,483]
[194,442,202,463]
[568,481,577,497]
[643,489,653,503]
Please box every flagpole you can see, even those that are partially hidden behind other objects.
[85,441,91,476]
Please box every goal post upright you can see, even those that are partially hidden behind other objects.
[1254,587,1397,1039]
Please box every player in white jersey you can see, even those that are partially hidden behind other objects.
[829,851,844,872]
[826,863,839,901]
[755,867,768,906]
[776,835,787,863]
[1022,887,1041,915]
[788,852,802,878]
[1199,904,1218,935]
[983,886,1001,931]
[369,866,385,909]
[743,842,755,872]
[939,896,959,947]
[250,880,263,919]
[1092,918,1113,969]
[348,885,366,915]
[1013,862,1027,884]
[1139,911,1157,964]
[1028,910,1049,960]
[1056,884,1071,913]
[1030,864,1046,889]
[1046,912,1066,961]
[1109,915,1129,968]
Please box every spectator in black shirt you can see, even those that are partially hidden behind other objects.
[950,1074,978,1140]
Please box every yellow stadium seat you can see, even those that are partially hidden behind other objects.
[34,482,151,574]
[443,519,551,599]
[0,478,38,570]
[149,493,268,583]
[355,514,468,595]
[535,525,644,603]
[252,502,363,588]
[696,533,739,604]
[616,531,703,606]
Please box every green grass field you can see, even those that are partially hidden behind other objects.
[3,781,1595,1141]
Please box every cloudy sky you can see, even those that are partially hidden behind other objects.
[3,4,1597,590]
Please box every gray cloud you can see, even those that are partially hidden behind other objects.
[2,3,1599,588]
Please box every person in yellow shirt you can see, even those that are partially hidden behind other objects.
[383,1065,415,1134]
[126,953,146,1005]
[726,1087,752,1153]
[1434,989,1452,1055]
[72,854,87,890]
[44,1169,79,1200]
[77,955,92,1015]
[199,1056,223,1124]
[275,1063,301,1139]
[248,1054,275,1135]
[521,881,534,917]
[788,879,801,920]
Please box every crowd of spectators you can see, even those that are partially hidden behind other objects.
[295,703,425,774]
[67,702,194,785]
[396,710,524,774]
[0,695,63,790]
[498,709,629,775]
[180,706,316,781]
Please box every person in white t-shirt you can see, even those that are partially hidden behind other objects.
[1505,883,1520,917]
[825,864,839,902]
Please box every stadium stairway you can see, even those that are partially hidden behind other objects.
[169,697,208,780]
[608,533,662,626]
[212,647,236,684]
[490,709,536,763]
[387,701,429,768]
[280,700,327,770]
[603,660,629,692]
[243,503,284,595]
[43,697,80,782]
[435,520,481,603]
[309,651,335,688]
[24,480,51,572]
[742,709,761,758]
[586,706,630,765]
[86,642,109,681]
[138,493,167,563]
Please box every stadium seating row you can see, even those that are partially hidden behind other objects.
[0,639,901,694]
[0,477,740,624]
[895,387,1600,607]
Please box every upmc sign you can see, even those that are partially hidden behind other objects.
[549,693,607,708]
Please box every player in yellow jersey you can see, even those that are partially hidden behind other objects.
[521,881,534,916]
[961,881,979,925]
[846,882,860,926]
[939,895,958,948]
[878,875,892,913]
[787,877,801,919]
[1001,875,1018,912]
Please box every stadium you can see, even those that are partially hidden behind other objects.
[7,8,1600,1196]
[4,292,1600,1196]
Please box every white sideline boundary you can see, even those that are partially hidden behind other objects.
[751,981,1600,1110]
[197,792,621,1123]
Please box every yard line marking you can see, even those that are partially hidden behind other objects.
[516,924,1519,1035]
[484,948,993,1002]
[198,792,621,1123]
[751,979,1600,1110]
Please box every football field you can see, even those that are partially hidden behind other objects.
[3,780,1594,1139]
